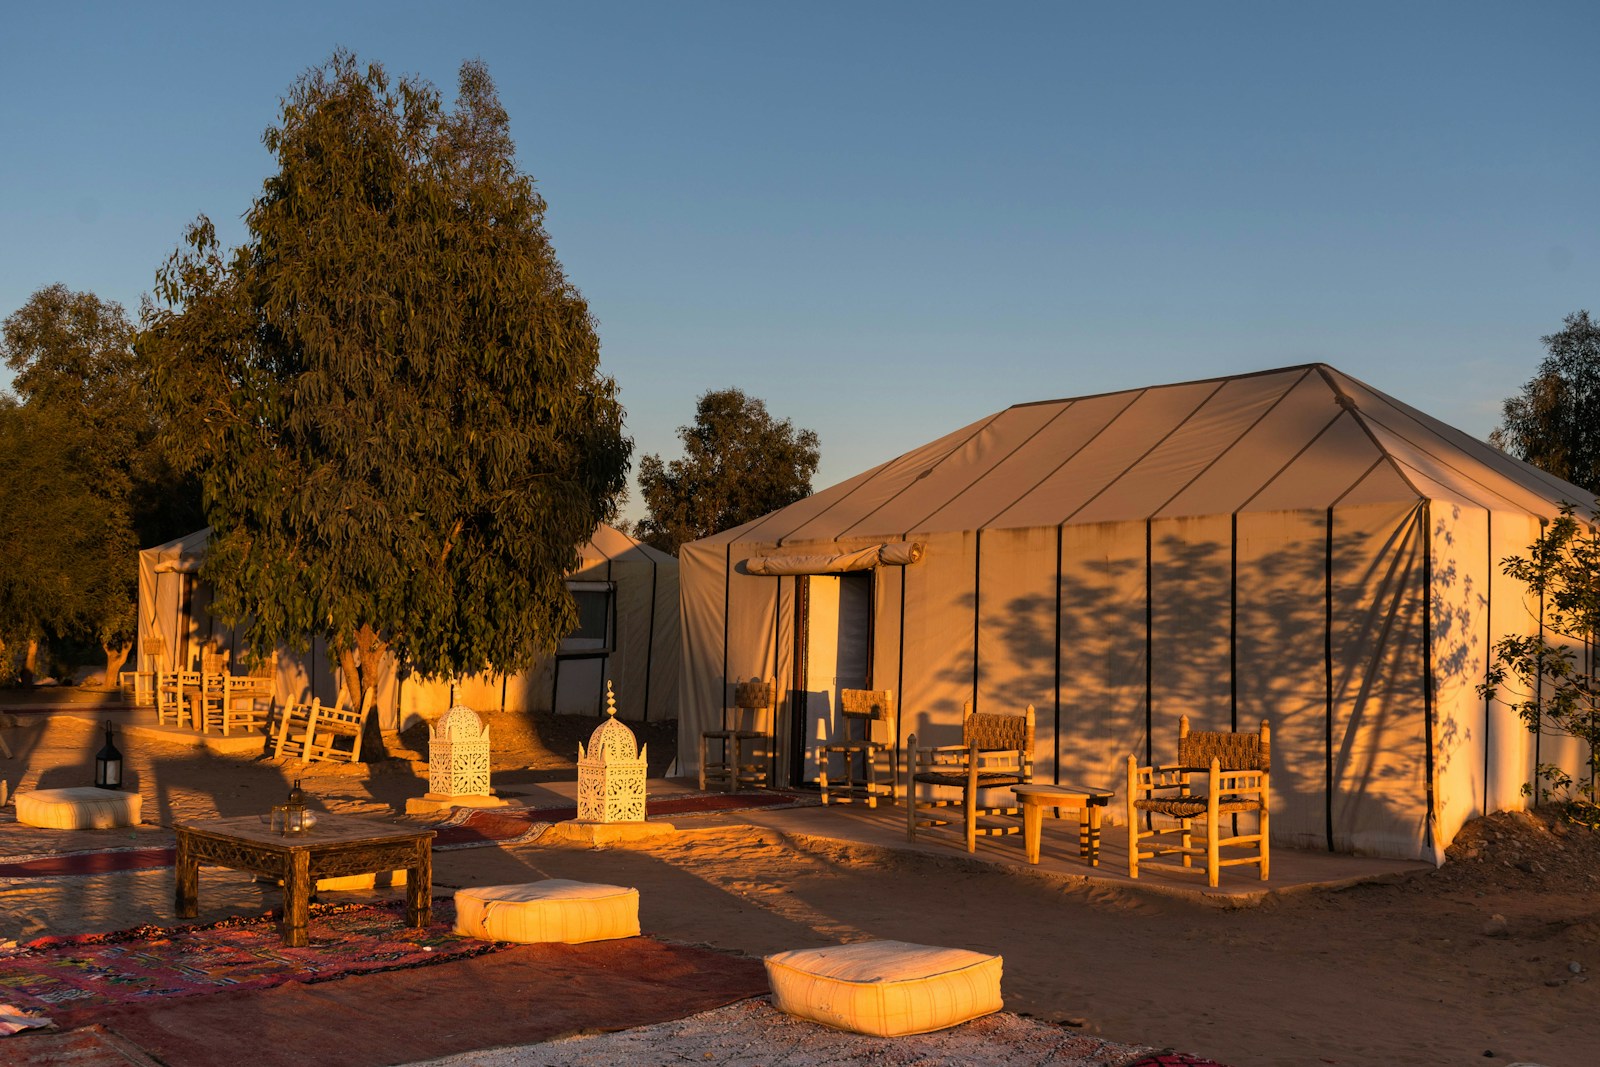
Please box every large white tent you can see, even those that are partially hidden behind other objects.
[138,524,679,729]
[678,364,1597,861]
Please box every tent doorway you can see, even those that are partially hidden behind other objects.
[790,572,872,786]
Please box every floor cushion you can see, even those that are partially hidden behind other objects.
[453,880,640,944]
[764,939,1003,1037]
[14,787,142,830]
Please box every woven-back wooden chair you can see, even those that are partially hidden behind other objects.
[700,679,774,792]
[302,688,374,763]
[153,647,197,728]
[819,689,896,807]
[906,702,1034,851]
[1126,716,1270,888]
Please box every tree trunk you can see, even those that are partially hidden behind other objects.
[22,638,39,687]
[103,642,132,691]
[338,624,399,763]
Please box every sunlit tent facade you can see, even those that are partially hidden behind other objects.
[138,524,680,729]
[678,364,1597,861]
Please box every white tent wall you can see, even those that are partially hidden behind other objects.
[1057,521,1149,797]
[677,366,1600,862]
[139,525,678,734]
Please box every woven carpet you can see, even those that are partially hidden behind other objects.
[0,791,818,877]
[0,899,499,1025]
[1,937,768,1067]
[432,789,817,847]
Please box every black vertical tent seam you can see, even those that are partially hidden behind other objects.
[1483,509,1493,811]
[972,528,983,712]
[1324,507,1336,852]
[897,567,907,762]
[641,555,658,722]
[722,543,732,780]
[1535,529,1546,778]
[1422,501,1438,852]
[1144,519,1153,767]
[1054,523,1064,784]
[1230,513,1238,732]
[769,574,781,787]
[597,558,615,715]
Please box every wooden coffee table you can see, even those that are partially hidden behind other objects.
[175,813,435,947]
[1011,784,1114,866]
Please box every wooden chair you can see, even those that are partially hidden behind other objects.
[153,648,198,728]
[819,689,896,807]
[275,688,374,763]
[220,657,276,735]
[117,643,158,707]
[700,679,774,792]
[302,688,374,763]
[1126,716,1270,888]
[906,702,1035,851]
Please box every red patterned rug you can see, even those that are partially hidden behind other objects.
[0,791,818,877]
[0,899,498,1026]
[432,789,817,847]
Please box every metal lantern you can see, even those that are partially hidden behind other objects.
[94,721,123,790]
[577,682,647,823]
[428,705,492,798]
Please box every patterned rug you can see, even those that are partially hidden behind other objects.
[0,899,499,1027]
[431,789,819,847]
[0,791,820,876]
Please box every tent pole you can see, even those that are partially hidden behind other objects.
[1324,506,1335,852]
[641,557,658,722]
[1422,502,1438,853]
[1054,523,1063,785]
[1144,519,1153,767]
[971,528,982,712]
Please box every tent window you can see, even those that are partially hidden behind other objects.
[562,581,613,654]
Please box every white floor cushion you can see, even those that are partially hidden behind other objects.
[14,787,142,830]
[765,940,1004,1037]
[453,880,640,944]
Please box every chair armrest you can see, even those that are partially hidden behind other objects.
[1210,768,1268,793]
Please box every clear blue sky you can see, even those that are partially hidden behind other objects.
[3,2,1596,521]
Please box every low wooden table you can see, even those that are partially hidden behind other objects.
[175,813,434,947]
[1011,784,1114,866]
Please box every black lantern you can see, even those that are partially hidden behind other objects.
[95,721,124,790]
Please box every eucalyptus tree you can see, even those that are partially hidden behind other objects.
[1493,310,1600,492]
[635,388,820,555]
[140,53,630,751]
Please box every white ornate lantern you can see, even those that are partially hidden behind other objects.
[577,683,647,823]
[429,705,492,798]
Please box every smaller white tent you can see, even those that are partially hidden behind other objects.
[137,524,679,729]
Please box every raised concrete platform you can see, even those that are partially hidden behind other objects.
[541,820,678,846]
[405,792,513,816]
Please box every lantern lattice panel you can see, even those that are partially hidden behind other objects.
[429,705,492,797]
[577,682,648,823]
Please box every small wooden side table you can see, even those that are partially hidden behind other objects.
[1011,784,1114,866]
[175,813,434,947]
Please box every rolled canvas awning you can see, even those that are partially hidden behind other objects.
[744,541,925,576]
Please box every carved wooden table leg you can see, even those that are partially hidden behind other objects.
[405,840,432,928]
[175,830,199,918]
[282,850,311,947]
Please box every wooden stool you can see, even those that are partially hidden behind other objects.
[1011,783,1113,866]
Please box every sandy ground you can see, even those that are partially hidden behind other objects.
[1,705,1595,1067]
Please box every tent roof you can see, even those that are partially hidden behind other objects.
[702,364,1594,547]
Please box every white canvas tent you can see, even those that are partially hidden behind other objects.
[678,364,1598,862]
[137,524,679,730]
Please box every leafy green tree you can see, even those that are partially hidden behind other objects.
[0,284,195,684]
[635,388,820,554]
[1492,310,1600,492]
[1479,503,1600,823]
[0,398,136,684]
[139,53,630,751]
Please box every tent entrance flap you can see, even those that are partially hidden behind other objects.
[795,574,871,785]
[746,542,924,576]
